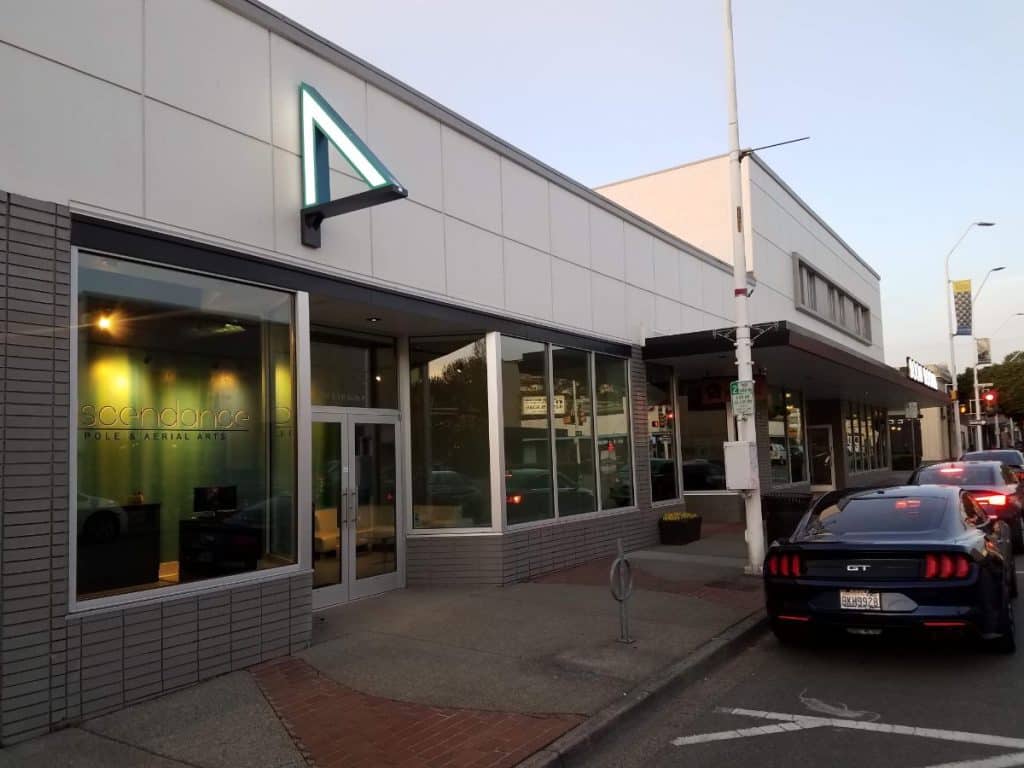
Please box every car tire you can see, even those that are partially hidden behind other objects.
[987,592,1016,655]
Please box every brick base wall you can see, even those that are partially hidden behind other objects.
[0,190,313,745]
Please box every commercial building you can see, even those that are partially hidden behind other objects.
[598,154,946,518]
[0,0,944,743]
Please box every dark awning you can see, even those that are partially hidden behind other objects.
[643,321,948,410]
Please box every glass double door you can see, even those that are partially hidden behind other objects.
[311,410,402,608]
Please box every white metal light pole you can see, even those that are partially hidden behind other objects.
[944,221,995,456]
[723,0,764,574]
[971,266,1005,450]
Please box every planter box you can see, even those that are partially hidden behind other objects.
[658,516,702,546]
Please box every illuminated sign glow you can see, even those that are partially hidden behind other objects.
[299,83,407,247]
[906,357,939,391]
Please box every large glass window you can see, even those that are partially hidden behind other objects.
[503,338,553,525]
[76,252,296,601]
[845,401,889,473]
[311,333,396,409]
[551,347,597,516]
[595,355,633,509]
[678,379,728,491]
[646,364,679,501]
[767,387,806,486]
[409,337,491,528]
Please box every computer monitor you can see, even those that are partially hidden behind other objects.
[193,486,238,515]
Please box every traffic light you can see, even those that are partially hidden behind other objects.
[982,388,998,413]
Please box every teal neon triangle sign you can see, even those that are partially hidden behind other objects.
[299,83,407,248]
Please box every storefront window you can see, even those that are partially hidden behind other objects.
[76,252,296,601]
[503,338,553,525]
[595,355,633,509]
[767,388,806,485]
[845,401,889,473]
[311,333,396,408]
[647,364,679,500]
[551,347,597,516]
[409,337,491,528]
[678,379,728,492]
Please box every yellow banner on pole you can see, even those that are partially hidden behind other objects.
[952,279,972,336]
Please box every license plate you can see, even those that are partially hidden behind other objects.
[840,589,881,611]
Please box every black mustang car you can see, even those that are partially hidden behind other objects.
[764,485,1016,652]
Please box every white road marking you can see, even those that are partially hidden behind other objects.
[670,721,824,746]
[798,688,880,721]
[919,753,1024,768]
[715,708,1024,750]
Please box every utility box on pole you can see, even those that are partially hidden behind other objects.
[725,441,759,491]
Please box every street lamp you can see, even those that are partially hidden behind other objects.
[944,221,995,457]
[992,312,1024,338]
[971,265,1005,450]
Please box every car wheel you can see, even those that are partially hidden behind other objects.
[987,593,1016,654]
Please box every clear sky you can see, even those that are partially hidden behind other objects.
[265,0,1022,369]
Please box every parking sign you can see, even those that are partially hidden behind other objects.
[730,380,755,417]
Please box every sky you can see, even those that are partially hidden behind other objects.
[265,0,1023,369]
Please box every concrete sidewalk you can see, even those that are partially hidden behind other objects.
[0,524,763,768]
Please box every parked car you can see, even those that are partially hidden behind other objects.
[681,459,725,491]
[960,449,1024,480]
[505,468,595,524]
[909,461,1024,552]
[764,485,1016,652]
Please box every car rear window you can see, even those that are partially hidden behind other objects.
[916,465,1000,486]
[806,496,948,535]
[962,450,1023,465]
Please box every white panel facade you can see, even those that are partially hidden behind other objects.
[145,100,275,248]
[549,184,590,267]
[589,207,626,281]
[0,0,738,348]
[366,86,444,209]
[551,258,593,331]
[444,216,504,309]
[0,0,143,90]
[370,200,446,294]
[504,240,553,321]
[0,43,144,215]
[442,127,502,234]
[501,159,550,252]
[146,0,272,142]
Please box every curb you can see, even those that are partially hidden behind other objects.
[518,609,769,768]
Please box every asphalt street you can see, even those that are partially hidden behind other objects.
[574,556,1024,768]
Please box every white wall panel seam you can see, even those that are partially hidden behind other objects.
[0,39,141,96]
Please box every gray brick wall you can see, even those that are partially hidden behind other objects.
[408,348,659,586]
[0,189,313,745]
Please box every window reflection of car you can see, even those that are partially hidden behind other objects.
[506,468,594,522]
[681,459,725,491]
[429,469,484,515]
[77,492,126,544]
[607,467,633,507]
[769,442,787,464]
[650,458,678,499]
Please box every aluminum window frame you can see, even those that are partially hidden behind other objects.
[68,246,311,614]
[792,254,872,346]
[502,335,638,530]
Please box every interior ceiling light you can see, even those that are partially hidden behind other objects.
[366,316,381,324]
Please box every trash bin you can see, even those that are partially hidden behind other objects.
[762,491,814,544]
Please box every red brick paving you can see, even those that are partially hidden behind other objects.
[251,657,583,768]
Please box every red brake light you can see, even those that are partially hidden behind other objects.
[766,552,802,578]
[506,494,523,505]
[780,553,791,577]
[954,556,970,579]
[939,554,954,579]
[790,553,802,577]
[925,554,938,579]
[939,467,964,474]
[767,554,778,576]
[979,494,1007,507]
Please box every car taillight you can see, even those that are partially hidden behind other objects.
[506,494,523,505]
[766,552,801,578]
[924,553,972,580]
[977,494,1007,507]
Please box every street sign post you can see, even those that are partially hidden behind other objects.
[730,380,755,418]
[906,402,920,419]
